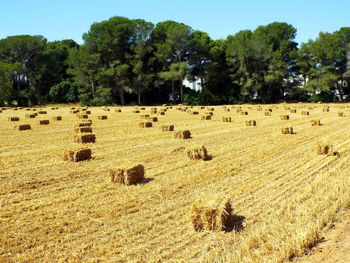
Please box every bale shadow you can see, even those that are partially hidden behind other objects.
[225,214,246,233]
[136,178,154,185]
[204,155,213,161]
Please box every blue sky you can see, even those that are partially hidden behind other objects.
[1,0,349,45]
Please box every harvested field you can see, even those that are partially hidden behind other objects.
[1,103,350,263]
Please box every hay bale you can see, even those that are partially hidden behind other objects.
[140,114,150,119]
[174,130,191,139]
[264,112,272,116]
[74,134,96,143]
[115,108,122,112]
[14,124,31,131]
[315,143,334,155]
[70,110,79,114]
[290,109,297,113]
[146,116,158,122]
[281,127,294,134]
[52,116,62,121]
[311,120,321,126]
[39,120,49,125]
[191,195,233,231]
[25,114,36,118]
[161,125,174,131]
[222,117,232,122]
[38,111,47,114]
[77,114,89,119]
[159,111,165,115]
[257,107,262,111]
[186,145,209,160]
[75,127,93,133]
[338,112,344,117]
[103,108,110,111]
[240,111,248,115]
[205,112,214,116]
[265,109,272,112]
[8,117,19,121]
[206,107,214,111]
[224,108,230,112]
[191,111,199,115]
[76,122,92,128]
[150,109,157,114]
[301,111,309,115]
[201,115,211,120]
[63,148,92,162]
[132,109,140,113]
[98,115,107,120]
[323,108,329,112]
[110,164,144,185]
[280,115,290,120]
[246,120,257,126]
[139,121,152,128]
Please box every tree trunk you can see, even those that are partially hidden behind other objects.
[119,88,125,106]
[90,79,95,98]
[138,84,141,105]
[17,75,20,99]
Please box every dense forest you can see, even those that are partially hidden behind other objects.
[0,16,350,106]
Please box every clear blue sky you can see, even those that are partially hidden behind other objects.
[1,0,349,45]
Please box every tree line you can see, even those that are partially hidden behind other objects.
[0,16,349,106]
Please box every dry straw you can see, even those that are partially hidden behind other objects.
[8,117,19,121]
[280,115,290,120]
[240,111,248,115]
[161,125,174,131]
[315,143,334,156]
[139,121,153,128]
[337,112,344,117]
[98,115,107,120]
[63,148,92,162]
[246,120,257,126]
[222,117,232,122]
[301,111,309,115]
[311,120,321,126]
[174,130,191,139]
[14,124,31,131]
[25,114,36,118]
[185,145,209,160]
[110,164,145,185]
[191,195,233,231]
[265,112,272,116]
[76,122,92,128]
[39,120,49,125]
[74,134,96,143]
[52,116,62,121]
[75,127,93,133]
[201,115,211,120]
[281,127,294,134]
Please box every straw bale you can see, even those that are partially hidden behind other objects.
[39,120,49,125]
[174,130,191,139]
[191,195,233,231]
[64,148,92,162]
[74,134,96,143]
[98,115,107,120]
[25,114,36,118]
[161,125,174,131]
[245,120,256,126]
[201,115,211,120]
[110,164,145,185]
[75,127,93,133]
[281,127,294,134]
[139,121,153,128]
[280,115,290,120]
[186,145,209,160]
[52,116,62,121]
[222,117,232,122]
[311,120,321,126]
[14,124,31,131]
[8,117,19,121]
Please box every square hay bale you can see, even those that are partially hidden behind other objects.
[38,111,47,114]
[205,112,213,116]
[224,108,230,112]
[150,109,157,114]
[161,125,174,131]
[240,111,248,115]
[146,116,158,122]
[174,130,191,139]
[64,148,92,162]
[201,115,211,120]
[290,109,297,113]
[315,143,334,155]
[39,120,49,125]
[8,117,20,121]
[159,111,165,115]
[140,107,146,110]
[103,108,110,111]
[151,107,157,111]
[308,107,313,110]
[323,108,330,112]
[52,116,62,121]
[140,114,150,119]
[74,134,96,143]
[264,112,272,116]
[191,111,199,115]
[245,120,257,126]
[265,108,272,112]
[311,120,321,126]
[139,121,153,128]
[110,164,145,185]
[115,108,122,112]
[222,117,232,122]
[25,114,36,118]
[132,109,140,113]
[98,115,107,120]
[186,145,209,160]
[281,127,294,134]
[280,115,290,120]
[75,127,93,133]
[301,111,309,115]
[338,112,344,117]
[14,124,31,131]
[77,114,89,119]
[206,107,214,111]
[191,195,233,231]
[70,110,79,114]
[76,122,92,128]
[257,107,262,111]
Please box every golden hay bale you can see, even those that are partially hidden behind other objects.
[25,114,36,118]
[174,130,191,139]
[240,111,248,115]
[75,127,93,133]
[257,107,262,111]
[38,111,47,114]
[63,148,92,162]
[39,120,49,125]
[265,108,272,112]
[14,124,31,131]
[301,111,309,115]
[132,109,140,113]
[77,114,89,119]
[98,115,108,120]
[70,110,79,114]
[205,112,214,116]
[8,117,19,121]
[85,110,91,115]
[280,115,290,120]
[140,114,150,119]
[159,111,165,115]
[323,108,329,112]
[201,115,211,120]
[315,143,334,155]
[191,111,199,115]
[245,120,257,126]
[311,120,321,126]
[74,134,96,143]
[161,125,174,131]
[264,112,272,116]
[150,109,157,114]
[206,107,214,111]
[222,117,232,122]
[103,108,110,111]
[139,121,153,128]
[110,164,145,185]
[115,108,122,112]
[337,112,344,117]
[290,109,297,113]
[191,195,233,232]
[200,106,205,109]
[146,116,158,122]
[281,127,294,134]
[52,116,62,121]
[140,107,146,110]
[185,145,209,160]
[76,122,92,128]
[151,107,157,111]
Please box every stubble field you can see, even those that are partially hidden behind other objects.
[1,103,350,263]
